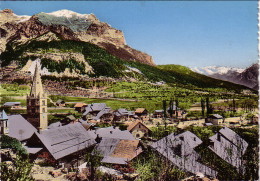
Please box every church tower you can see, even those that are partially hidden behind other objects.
[27,63,48,131]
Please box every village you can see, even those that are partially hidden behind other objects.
[0,64,259,181]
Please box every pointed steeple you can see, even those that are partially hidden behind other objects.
[30,63,44,97]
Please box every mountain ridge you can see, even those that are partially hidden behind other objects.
[0,9,155,66]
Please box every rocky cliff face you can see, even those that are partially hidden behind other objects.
[0,9,155,66]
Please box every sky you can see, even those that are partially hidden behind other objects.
[1,1,258,68]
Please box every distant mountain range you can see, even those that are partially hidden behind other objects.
[191,64,259,90]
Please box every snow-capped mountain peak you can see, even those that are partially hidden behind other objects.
[46,9,89,19]
[191,66,244,75]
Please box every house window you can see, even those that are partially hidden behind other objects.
[42,100,45,106]
[180,136,184,141]
[194,137,196,141]
[136,134,140,138]
[42,108,45,113]
[139,125,141,128]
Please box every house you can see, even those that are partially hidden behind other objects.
[151,131,217,177]
[113,109,137,122]
[94,126,135,140]
[61,115,77,125]
[25,123,96,168]
[74,103,87,112]
[7,114,37,141]
[56,99,66,107]
[135,108,148,118]
[94,138,142,165]
[252,114,258,124]
[92,107,113,122]
[127,120,150,139]
[3,102,21,109]
[0,110,8,135]
[82,103,107,120]
[208,127,248,171]
[167,105,182,117]
[207,114,224,125]
[153,110,164,118]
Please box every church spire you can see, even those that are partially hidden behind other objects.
[30,63,44,98]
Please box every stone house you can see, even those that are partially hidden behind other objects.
[0,110,9,135]
[74,103,87,112]
[113,109,136,122]
[127,120,150,139]
[25,123,96,168]
[207,114,224,125]
[153,110,164,118]
[208,127,248,172]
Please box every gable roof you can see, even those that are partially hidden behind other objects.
[94,138,142,165]
[3,102,21,106]
[110,140,141,159]
[135,108,147,113]
[74,103,87,108]
[210,127,248,154]
[209,114,223,119]
[151,131,202,156]
[8,114,37,141]
[56,99,65,104]
[127,120,149,132]
[114,108,130,117]
[0,110,8,120]
[83,103,107,115]
[36,123,96,160]
[66,115,76,121]
[93,107,112,120]
[95,127,135,140]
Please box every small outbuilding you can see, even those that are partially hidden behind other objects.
[207,114,224,125]
[56,99,66,107]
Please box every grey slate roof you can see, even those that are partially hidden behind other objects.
[0,110,8,120]
[209,114,223,119]
[47,122,62,129]
[3,102,21,106]
[151,131,217,177]
[94,138,120,157]
[56,99,65,104]
[154,110,164,113]
[93,107,111,120]
[83,103,107,116]
[210,127,248,154]
[101,156,128,165]
[95,126,135,140]
[36,123,96,160]
[8,115,37,141]
[114,109,131,117]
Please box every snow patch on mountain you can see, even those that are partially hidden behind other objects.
[46,9,90,19]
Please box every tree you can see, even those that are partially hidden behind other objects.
[0,152,34,181]
[201,98,205,117]
[85,151,102,180]
[162,100,167,118]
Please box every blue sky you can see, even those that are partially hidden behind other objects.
[1,1,258,68]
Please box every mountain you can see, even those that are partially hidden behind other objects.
[192,65,258,90]
[0,9,154,66]
[0,9,254,93]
